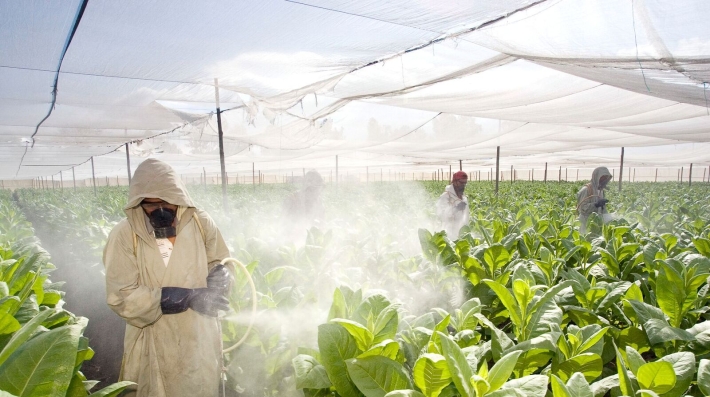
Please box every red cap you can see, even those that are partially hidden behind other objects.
[452,171,468,181]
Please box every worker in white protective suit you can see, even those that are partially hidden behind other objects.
[436,171,470,238]
[577,166,613,235]
[103,159,233,397]
[282,170,325,240]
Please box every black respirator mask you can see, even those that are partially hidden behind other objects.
[149,207,177,239]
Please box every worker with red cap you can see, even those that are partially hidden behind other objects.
[436,171,470,238]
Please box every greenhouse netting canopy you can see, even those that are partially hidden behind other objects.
[2,0,710,179]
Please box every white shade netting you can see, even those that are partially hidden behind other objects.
[1,0,709,180]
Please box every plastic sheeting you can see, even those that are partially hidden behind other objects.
[1,0,709,179]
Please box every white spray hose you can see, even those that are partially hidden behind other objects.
[220,257,258,354]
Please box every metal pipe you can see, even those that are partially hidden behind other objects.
[125,142,132,184]
[215,79,228,212]
[618,147,624,192]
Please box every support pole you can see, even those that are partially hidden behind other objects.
[125,142,132,184]
[681,166,684,183]
[459,160,462,171]
[495,146,500,194]
[449,164,452,182]
[51,175,55,190]
[60,171,63,191]
[576,169,579,181]
[619,147,624,192]
[558,166,561,182]
[633,168,635,182]
[91,157,97,196]
[565,168,568,181]
[544,162,548,183]
[335,155,339,186]
[703,167,706,183]
[214,79,228,212]
[203,167,207,189]
[72,167,76,191]
[510,165,513,184]
[655,168,658,182]
[252,163,255,189]
[689,163,693,186]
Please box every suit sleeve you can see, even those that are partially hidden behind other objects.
[103,220,162,328]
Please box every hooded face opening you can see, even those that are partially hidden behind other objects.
[141,198,178,238]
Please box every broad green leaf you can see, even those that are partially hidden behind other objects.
[615,343,637,397]
[489,375,548,397]
[693,238,710,257]
[359,340,400,361]
[318,323,362,397]
[488,350,522,392]
[566,373,594,397]
[471,374,490,397]
[412,354,451,397]
[697,359,710,396]
[346,356,412,397]
[523,281,572,340]
[642,318,694,345]
[373,305,399,344]
[556,353,602,383]
[293,354,332,390]
[385,391,425,397]
[624,346,646,375]
[551,375,571,397]
[512,349,554,378]
[657,352,695,397]
[0,311,20,335]
[483,245,510,276]
[438,331,473,397]
[0,324,81,397]
[483,280,522,330]
[474,314,513,361]
[655,264,686,328]
[86,381,135,397]
[333,319,375,352]
[636,361,676,394]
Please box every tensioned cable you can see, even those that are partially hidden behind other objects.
[16,0,89,176]
[631,0,651,93]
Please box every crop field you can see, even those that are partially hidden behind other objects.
[3,180,710,397]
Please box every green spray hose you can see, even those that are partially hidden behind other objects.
[218,257,258,395]
[220,257,258,353]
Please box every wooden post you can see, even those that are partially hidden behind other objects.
[91,157,97,196]
[125,142,132,184]
[655,168,658,182]
[203,167,207,189]
[703,167,706,183]
[681,166,684,183]
[576,169,579,181]
[51,175,55,190]
[449,164,452,182]
[558,166,561,182]
[459,160,462,171]
[510,165,513,184]
[59,171,63,191]
[495,146,500,194]
[619,147,624,192]
[689,163,693,186]
[214,79,228,212]
[565,168,568,181]
[252,163,255,189]
[72,167,76,191]
[543,162,547,183]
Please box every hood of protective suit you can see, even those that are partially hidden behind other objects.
[125,159,195,210]
[590,166,612,195]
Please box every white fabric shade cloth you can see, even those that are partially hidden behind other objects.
[2,0,709,179]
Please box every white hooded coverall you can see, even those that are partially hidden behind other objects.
[577,166,612,235]
[103,159,230,397]
[436,184,470,238]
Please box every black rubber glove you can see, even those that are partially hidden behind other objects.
[456,201,467,211]
[161,287,230,317]
[595,198,609,208]
[207,264,234,291]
